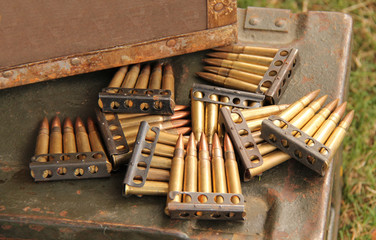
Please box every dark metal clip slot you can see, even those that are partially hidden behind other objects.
[219,108,263,182]
[261,115,331,176]
[123,121,160,191]
[167,191,245,221]
[192,83,264,109]
[95,108,129,168]
[257,48,299,105]
[29,151,110,181]
[99,87,174,115]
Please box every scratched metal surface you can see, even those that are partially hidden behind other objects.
[0,8,352,239]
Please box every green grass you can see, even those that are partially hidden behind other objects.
[237,1,376,239]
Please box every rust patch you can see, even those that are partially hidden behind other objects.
[272,230,289,239]
[302,76,314,84]
[46,211,55,215]
[1,225,12,230]
[31,208,41,212]
[0,206,5,211]
[29,224,44,232]
[59,211,68,217]
[317,13,330,32]
[76,190,81,195]
[23,206,30,212]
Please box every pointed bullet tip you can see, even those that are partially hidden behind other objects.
[41,117,49,129]
[63,117,73,128]
[334,101,347,118]
[199,133,208,152]
[75,117,84,129]
[324,98,339,112]
[176,134,184,149]
[223,133,234,153]
[212,133,221,149]
[51,116,61,128]
[307,89,321,101]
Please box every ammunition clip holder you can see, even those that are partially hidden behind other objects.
[192,83,264,108]
[167,191,245,220]
[257,48,298,105]
[99,87,174,115]
[261,115,331,176]
[122,122,160,194]
[219,108,263,182]
[30,151,110,181]
[95,108,130,170]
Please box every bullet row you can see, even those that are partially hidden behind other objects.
[247,90,354,178]
[33,116,111,179]
[196,45,280,93]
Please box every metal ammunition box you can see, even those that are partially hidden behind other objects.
[0,0,237,90]
[0,7,352,240]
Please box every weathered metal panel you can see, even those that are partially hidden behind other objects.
[0,7,352,240]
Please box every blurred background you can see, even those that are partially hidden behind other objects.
[238,1,376,239]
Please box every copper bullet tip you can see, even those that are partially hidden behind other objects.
[41,117,49,129]
[87,117,95,131]
[213,46,232,52]
[171,111,190,120]
[186,132,196,155]
[75,117,85,130]
[164,63,173,71]
[306,89,321,102]
[175,134,185,150]
[203,66,220,74]
[175,127,192,135]
[223,133,234,153]
[199,132,209,152]
[63,117,73,129]
[170,119,191,128]
[51,116,61,128]
[174,105,189,111]
[203,58,221,66]
[333,102,347,118]
[212,133,221,149]
[340,110,355,130]
[206,52,227,59]
[324,98,339,113]
[315,95,328,106]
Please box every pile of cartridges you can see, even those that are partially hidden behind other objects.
[29,44,354,222]
[30,116,111,181]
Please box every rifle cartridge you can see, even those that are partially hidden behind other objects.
[35,117,49,162]
[213,45,279,57]
[49,116,63,155]
[183,133,198,203]
[198,133,212,202]
[75,117,91,153]
[63,117,77,163]
[135,64,151,89]
[196,72,267,93]
[224,134,242,204]
[134,167,170,182]
[205,94,219,147]
[231,104,289,123]
[162,63,175,102]
[204,58,268,76]
[121,64,140,88]
[87,117,112,173]
[212,133,227,203]
[191,89,205,142]
[149,63,163,89]
[207,52,273,66]
[203,66,263,85]
[165,135,185,215]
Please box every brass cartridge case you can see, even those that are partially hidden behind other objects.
[204,66,263,85]
[142,142,176,158]
[161,127,191,135]
[191,89,205,142]
[63,117,77,154]
[119,111,189,129]
[204,58,268,76]
[134,167,170,182]
[217,96,232,143]
[122,119,190,138]
[205,94,219,147]
[224,134,242,204]
[124,180,169,197]
[183,133,198,202]
[196,72,268,93]
[49,116,62,155]
[207,52,274,66]
[214,45,278,57]
[135,64,151,89]
[252,131,264,144]
[116,105,189,120]
[75,117,91,153]
[246,117,268,132]
[121,64,140,88]
[248,151,290,178]
[149,63,163,89]
[35,117,49,162]
[211,134,227,203]
[161,63,175,102]
[148,130,189,147]
[166,135,185,214]
[198,133,212,202]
